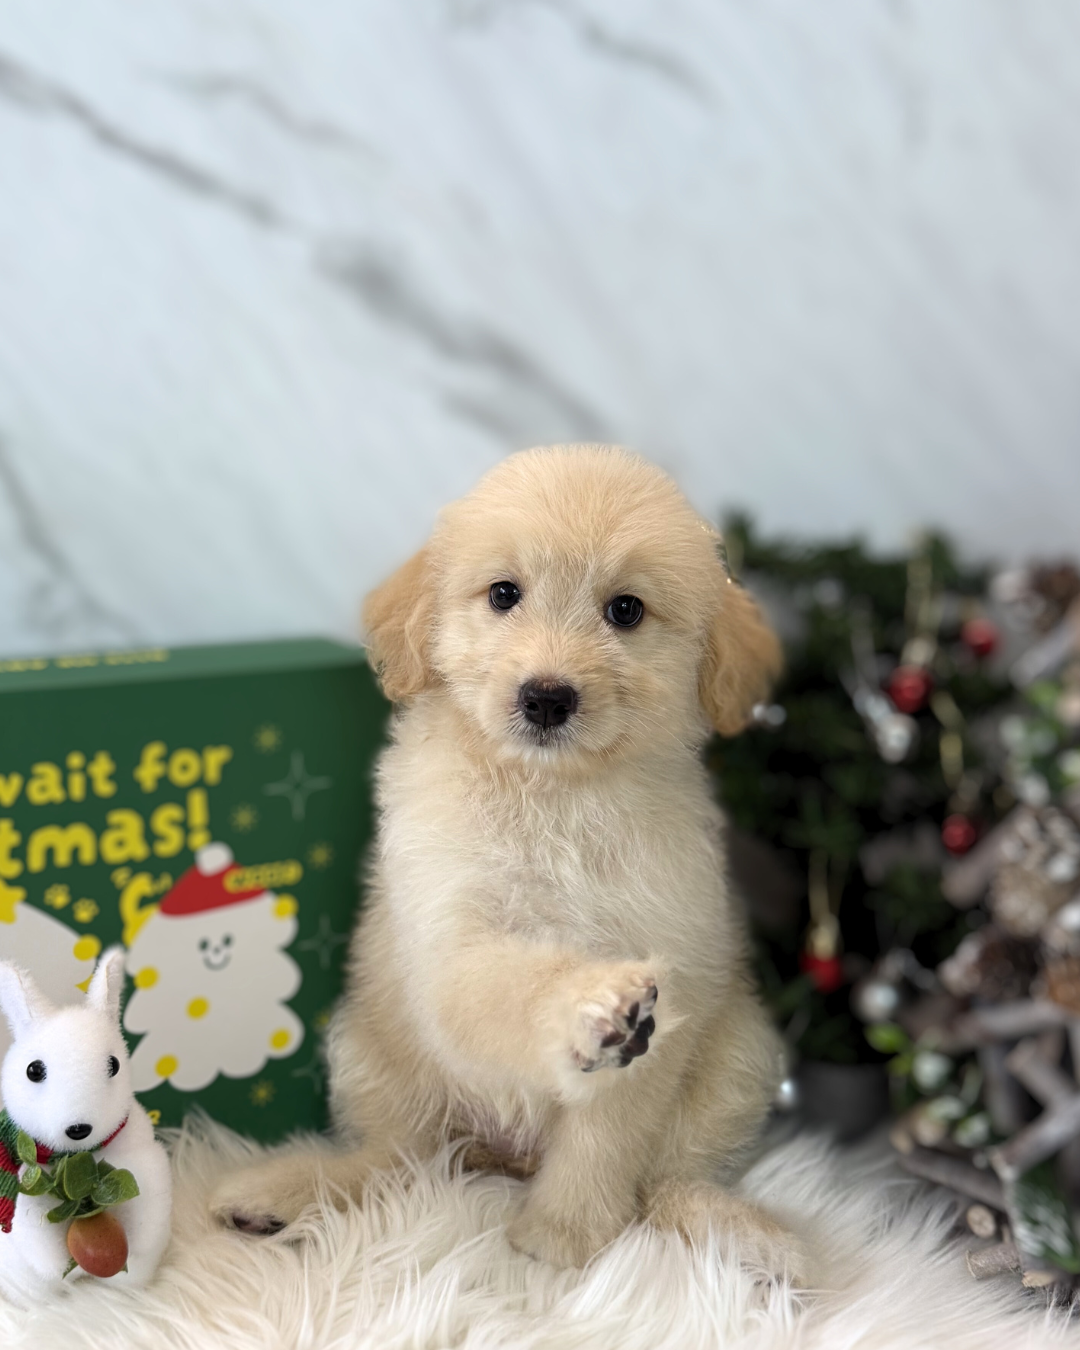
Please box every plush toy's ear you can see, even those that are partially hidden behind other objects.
[86,947,126,1021]
[362,547,438,702]
[0,961,53,1038]
[699,580,783,736]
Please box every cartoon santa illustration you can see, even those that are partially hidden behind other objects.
[124,842,304,1092]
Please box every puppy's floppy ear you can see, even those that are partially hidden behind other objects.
[699,580,782,736]
[362,547,437,701]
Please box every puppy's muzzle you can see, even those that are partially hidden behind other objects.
[518,680,578,731]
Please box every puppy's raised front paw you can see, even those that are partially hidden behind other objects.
[559,961,658,1074]
[209,1157,317,1236]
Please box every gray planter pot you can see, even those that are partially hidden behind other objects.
[796,1060,890,1141]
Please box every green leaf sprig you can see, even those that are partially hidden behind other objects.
[16,1130,139,1225]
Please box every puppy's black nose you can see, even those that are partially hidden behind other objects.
[519,681,578,729]
[65,1123,92,1141]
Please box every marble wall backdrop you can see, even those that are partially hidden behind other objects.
[0,1,1077,655]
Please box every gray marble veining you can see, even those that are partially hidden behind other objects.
[0,0,1077,657]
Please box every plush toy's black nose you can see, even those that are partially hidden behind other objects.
[65,1123,92,1141]
[519,681,578,729]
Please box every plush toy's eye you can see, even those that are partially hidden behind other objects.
[26,1060,46,1083]
[605,595,644,628]
[107,1056,120,1078]
[489,581,521,612]
[199,938,209,952]
[222,934,233,947]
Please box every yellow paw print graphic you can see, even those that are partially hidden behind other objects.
[44,883,71,910]
[72,898,99,923]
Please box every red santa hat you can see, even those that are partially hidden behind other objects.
[159,842,267,916]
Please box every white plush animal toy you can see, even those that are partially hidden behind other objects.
[0,949,171,1306]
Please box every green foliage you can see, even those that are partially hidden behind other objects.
[17,1132,139,1227]
[864,864,972,961]
[1012,1161,1080,1273]
[14,1131,37,1167]
[864,1023,909,1056]
[712,517,1013,1065]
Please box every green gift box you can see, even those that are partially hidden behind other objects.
[0,639,388,1141]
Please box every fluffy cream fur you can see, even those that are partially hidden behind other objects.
[212,444,799,1274]
[0,1117,1070,1349]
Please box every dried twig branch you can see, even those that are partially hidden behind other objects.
[897,1147,1005,1209]
[965,1204,998,1239]
[966,1242,1021,1280]
[990,1094,1080,1183]
[952,1001,1070,1047]
[1005,1038,1074,1106]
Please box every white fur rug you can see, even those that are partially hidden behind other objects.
[0,1118,1073,1350]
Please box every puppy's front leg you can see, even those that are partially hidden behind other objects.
[506,1067,666,1268]
[433,936,659,1098]
[210,1141,399,1234]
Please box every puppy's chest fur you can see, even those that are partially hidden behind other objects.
[381,729,728,962]
[486,811,651,947]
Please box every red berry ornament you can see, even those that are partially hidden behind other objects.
[942,813,978,856]
[887,665,933,714]
[800,950,845,995]
[961,617,999,659]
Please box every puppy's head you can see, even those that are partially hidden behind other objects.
[363,446,780,769]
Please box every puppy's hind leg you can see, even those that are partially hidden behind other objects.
[211,1140,400,1234]
[644,1179,810,1287]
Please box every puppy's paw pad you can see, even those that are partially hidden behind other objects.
[209,1161,313,1235]
[567,963,658,1073]
[229,1213,287,1237]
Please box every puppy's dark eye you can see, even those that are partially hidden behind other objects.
[26,1060,46,1083]
[489,581,521,612]
[605,595,644,628]
[107,1055,120,1078]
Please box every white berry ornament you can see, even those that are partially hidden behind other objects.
[0,949,171,1306]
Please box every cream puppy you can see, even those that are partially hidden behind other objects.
[212,445,804,1278]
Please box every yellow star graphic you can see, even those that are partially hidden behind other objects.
[253,724,282,753]
[231,803,259,832]
[307,842,333,869]
[249,1079,275,1107]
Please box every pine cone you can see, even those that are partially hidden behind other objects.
[1042,955,1080,1016]
[1030,563,1080,630]
[1041,897,1080,957]
[938,926,1038,1002]
[990,807,1080,936]
[991,864,1075,936]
